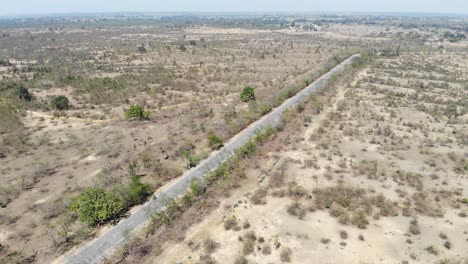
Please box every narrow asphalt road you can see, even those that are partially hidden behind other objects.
[63,54,360,264]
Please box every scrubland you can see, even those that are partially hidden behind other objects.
[137,53,467,264]
[0,14,467,263]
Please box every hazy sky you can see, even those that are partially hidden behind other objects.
[1,0,468,16]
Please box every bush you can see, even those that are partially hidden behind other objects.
[234,256,248,264]
[70,188,124,226]
[224,216,238,230]
[15,86,32,101]
[115,176,151,207]
[51,95,70,111]
[236,141,257,158]
[203,238,219,254]
[208,133,223,150]
[124,105,149,120]
[240,86,255,102]
[280,247,292,262]
[190,180,204,196]
[182,150,202,168]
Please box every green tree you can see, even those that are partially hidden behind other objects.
[70,188,124,226]
[240,86,255,102]
[208,133,223,150]
[124,105,149,120]
[51,95,70,111]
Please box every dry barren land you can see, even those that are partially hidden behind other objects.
[0,14,467,264]
[139,53,468,264]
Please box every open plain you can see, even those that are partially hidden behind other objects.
[0,13,467,264]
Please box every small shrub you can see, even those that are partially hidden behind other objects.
[124,105,149,120]
[208,133,223,150]
[237,141,257,158]
[443,240,452,249]
[203,238,219,254]
[286,201,307,220]
[280,247,292,262]
[352,211,369,229]
[240,86,255,102]
[15,86,32,101]
[241,231,257,255]
[199,255,217,264]
[250,188,267,205]
[234,256,248,264]
[409,219,420,235]
[224,216,238,230]
[339,230,348,240]
[182,150,202,169]
[115,176,151,207]
[242,239,255,255]
[262,244,272,255]
[425,245,439,255]
[190,180,204,196]
[70,188,124,225]
[439,232,448,240]
[51,95,70,111]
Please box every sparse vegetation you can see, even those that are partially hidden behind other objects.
[1,12,467,264]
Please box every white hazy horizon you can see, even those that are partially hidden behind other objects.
[1,0,468,16]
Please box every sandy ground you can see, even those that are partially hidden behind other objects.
[148,53,468,264]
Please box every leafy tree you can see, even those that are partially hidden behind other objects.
[208,133,223,150]
[240,86,255,102]
[51,95,70,111]
[70,188,124,226]
[15,86,32,101]
[124,105,149,120]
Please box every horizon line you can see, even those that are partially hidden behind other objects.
[1,10,468,18]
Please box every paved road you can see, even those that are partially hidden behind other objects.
[64,54,360,264]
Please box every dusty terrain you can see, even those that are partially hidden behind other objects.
[0,16,366,262]
[145,53,468,264]
[0,14,467,264]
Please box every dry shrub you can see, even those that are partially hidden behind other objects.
[224,216,239,231]
[412,192,444,217]
[203,238,219,254]
[269,162,287,189]
[250,188,267,205]
[313,185,398,229]
[262,244,272,255]
[280,247,292,262]
[339,230,348,239]
[287,181,307,198]
[241,231,256,256]
[408,219,420,235]
[286,201,307,220]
